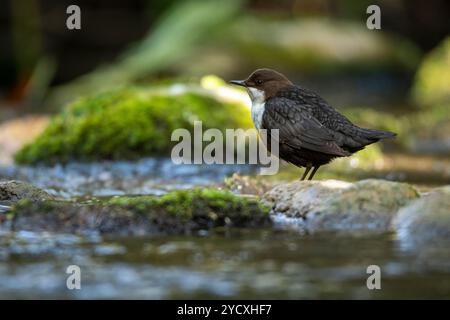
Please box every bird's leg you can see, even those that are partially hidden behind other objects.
[300,164,312,180]
[308,166,320,180]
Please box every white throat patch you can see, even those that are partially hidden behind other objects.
[247,87,266,130]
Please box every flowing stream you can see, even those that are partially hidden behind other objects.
[1,158,450,298]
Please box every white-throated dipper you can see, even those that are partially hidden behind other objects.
[229,68,396,180]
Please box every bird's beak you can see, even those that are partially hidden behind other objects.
[228,80,246,87]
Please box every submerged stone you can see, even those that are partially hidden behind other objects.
[8,188,270,235]
[263,179,419,232]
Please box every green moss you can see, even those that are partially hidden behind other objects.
[108,188,270,219]
[412,36,450,109]
[10,188,271,235]
[15,86,252,164]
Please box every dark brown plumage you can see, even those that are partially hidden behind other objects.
[230,68,396,180]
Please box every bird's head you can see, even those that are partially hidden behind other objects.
[229,68,293,103]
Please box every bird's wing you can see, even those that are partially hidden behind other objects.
[286,87,396,150]
[262,97,350,156]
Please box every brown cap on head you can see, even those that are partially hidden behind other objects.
[229,68,293,99]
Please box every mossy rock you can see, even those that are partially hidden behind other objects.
[14,86,252,165]
[0,180,53,204]
[412,36,450,109]
[9,188,271,235]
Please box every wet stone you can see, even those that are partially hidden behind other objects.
[0,180,53,204]
[263,179,419,232]
[393,186,450,246]
[7,188,271,236]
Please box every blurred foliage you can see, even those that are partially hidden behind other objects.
[408,36,450,153]
[15,81,251,165]
[47,0,242,109]
[412,36,450,109]
[225,17,421,73]
[329,144,384,172]
[160,15,422,78]
[10,0,42,76]
[46,0,423,109]
[405,104,450,156]
[344,103,450,152]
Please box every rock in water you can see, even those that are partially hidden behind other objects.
[9,188,271,235]
[0,180,53,204]
[393,186,450,246]
[263,179,419,232]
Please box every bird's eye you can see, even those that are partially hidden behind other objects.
[256,79,263,85]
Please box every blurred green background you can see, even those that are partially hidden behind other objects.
[0,0,449,184]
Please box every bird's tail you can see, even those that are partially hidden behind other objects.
[358,128,397,140]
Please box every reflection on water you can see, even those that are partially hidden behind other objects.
[1,229,449,299]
